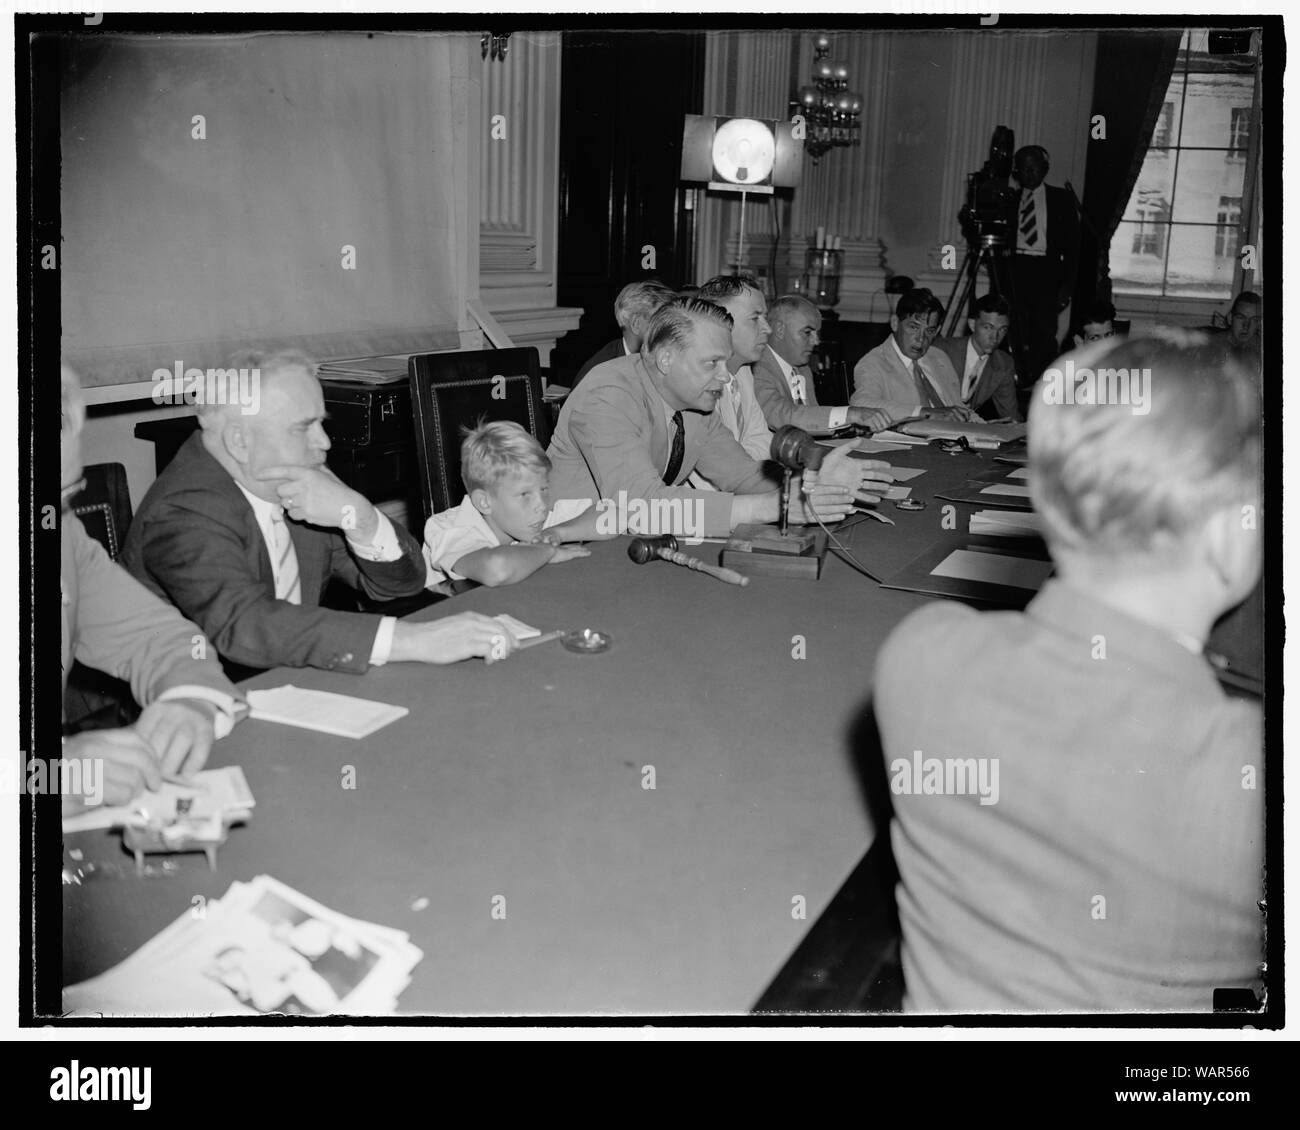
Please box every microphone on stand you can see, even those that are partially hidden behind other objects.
[627,535,750,587]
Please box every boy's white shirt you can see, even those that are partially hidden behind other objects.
[422,496,594,584]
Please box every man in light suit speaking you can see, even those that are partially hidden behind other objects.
[850,288,977,426]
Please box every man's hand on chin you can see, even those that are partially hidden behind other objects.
[258,464,378,541]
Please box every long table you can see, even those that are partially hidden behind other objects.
[60,441,1250,1015]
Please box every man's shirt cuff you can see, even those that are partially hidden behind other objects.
[369,616,398,666]
[827,406,849,428]
[155,686,243,740]
[347,510,402,561]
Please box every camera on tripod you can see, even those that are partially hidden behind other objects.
[958,125,1018,249]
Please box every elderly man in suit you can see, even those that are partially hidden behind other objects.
[546,297,892,537]
[850,288,977,425]
[60,365,244,810]
[571,279,676,389]
[122,350,517,675]
[753,295,891,433]
[933,292,1022,421]
[876,330,1263,1011]
[1008,144,1080,384]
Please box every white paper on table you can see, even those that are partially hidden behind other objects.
[247,686,409,739]
[882,485,912,500]
[62,766,256,834]
[969,509,1043,536]
[855,439,910,453]
[1007,467,1029,480]
[886,465,926,481]
[930,549,1054,590]
[869,429,931,446]
[980,482,1031,498]
[491,614,541,640]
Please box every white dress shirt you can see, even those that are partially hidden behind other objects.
[961,338,988,403]
[890,335,935,418]
[769,348,848,429]
[236,484,402,665]
[688,363,772,490]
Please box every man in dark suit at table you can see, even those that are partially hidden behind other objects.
[60,365,244,811]
[122,349,516,676]
[875,330,1263,1012]
[752,295,891,433]
[1008,144,1079,385]
[932,292,1022,421]
[571,279,676,389]
[547,298,892,537]
[849,288,978,425]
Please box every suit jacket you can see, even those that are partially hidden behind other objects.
[1013,181,1080,300]
[933,336,1022,421]
[62,514,237,707]
[122,433,427,675]
[752,346,836,431]
[572,337,627,389]
[875,580,1263,1012]
[545,353,776,537]
[850,338,963,422]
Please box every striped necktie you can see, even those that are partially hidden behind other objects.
[270,508,302,604]
[1019,190,1039,249]
[911,361,942,409]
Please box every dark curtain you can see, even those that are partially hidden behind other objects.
[1073,31,1184,309]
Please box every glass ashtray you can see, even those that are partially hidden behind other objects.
[561,628,612,654]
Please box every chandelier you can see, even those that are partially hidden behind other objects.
[793,34,862,162]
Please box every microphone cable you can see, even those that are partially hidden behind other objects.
[801,492,886,583]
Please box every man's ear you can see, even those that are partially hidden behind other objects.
[652,345,674,375]
[1202,502,1261,609]
[770,319,786,342]
[1072,333,1083,350]
[222,419,252,466]
[967,317,977,337]
[469,488,493,516]
[890,314,900,334]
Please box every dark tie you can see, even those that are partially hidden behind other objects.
[662,410,685,484]
[911,361,942,409]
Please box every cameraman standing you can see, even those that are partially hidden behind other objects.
[1007,145,1079,387]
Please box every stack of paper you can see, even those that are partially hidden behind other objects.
[897,418,1028,448]
[63,875,423,1017]
[62,766,255,835]
[969,509,1044,537]
[246,687,410,738]
[867,428,931,446]
[317,356,409,385]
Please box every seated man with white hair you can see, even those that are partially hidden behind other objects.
[123,349,518,675]
[875,330,1264,1012]
[572,279,677,388]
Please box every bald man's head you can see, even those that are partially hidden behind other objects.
[768,295,822,368]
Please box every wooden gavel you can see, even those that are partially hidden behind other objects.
[627,535,750,587]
